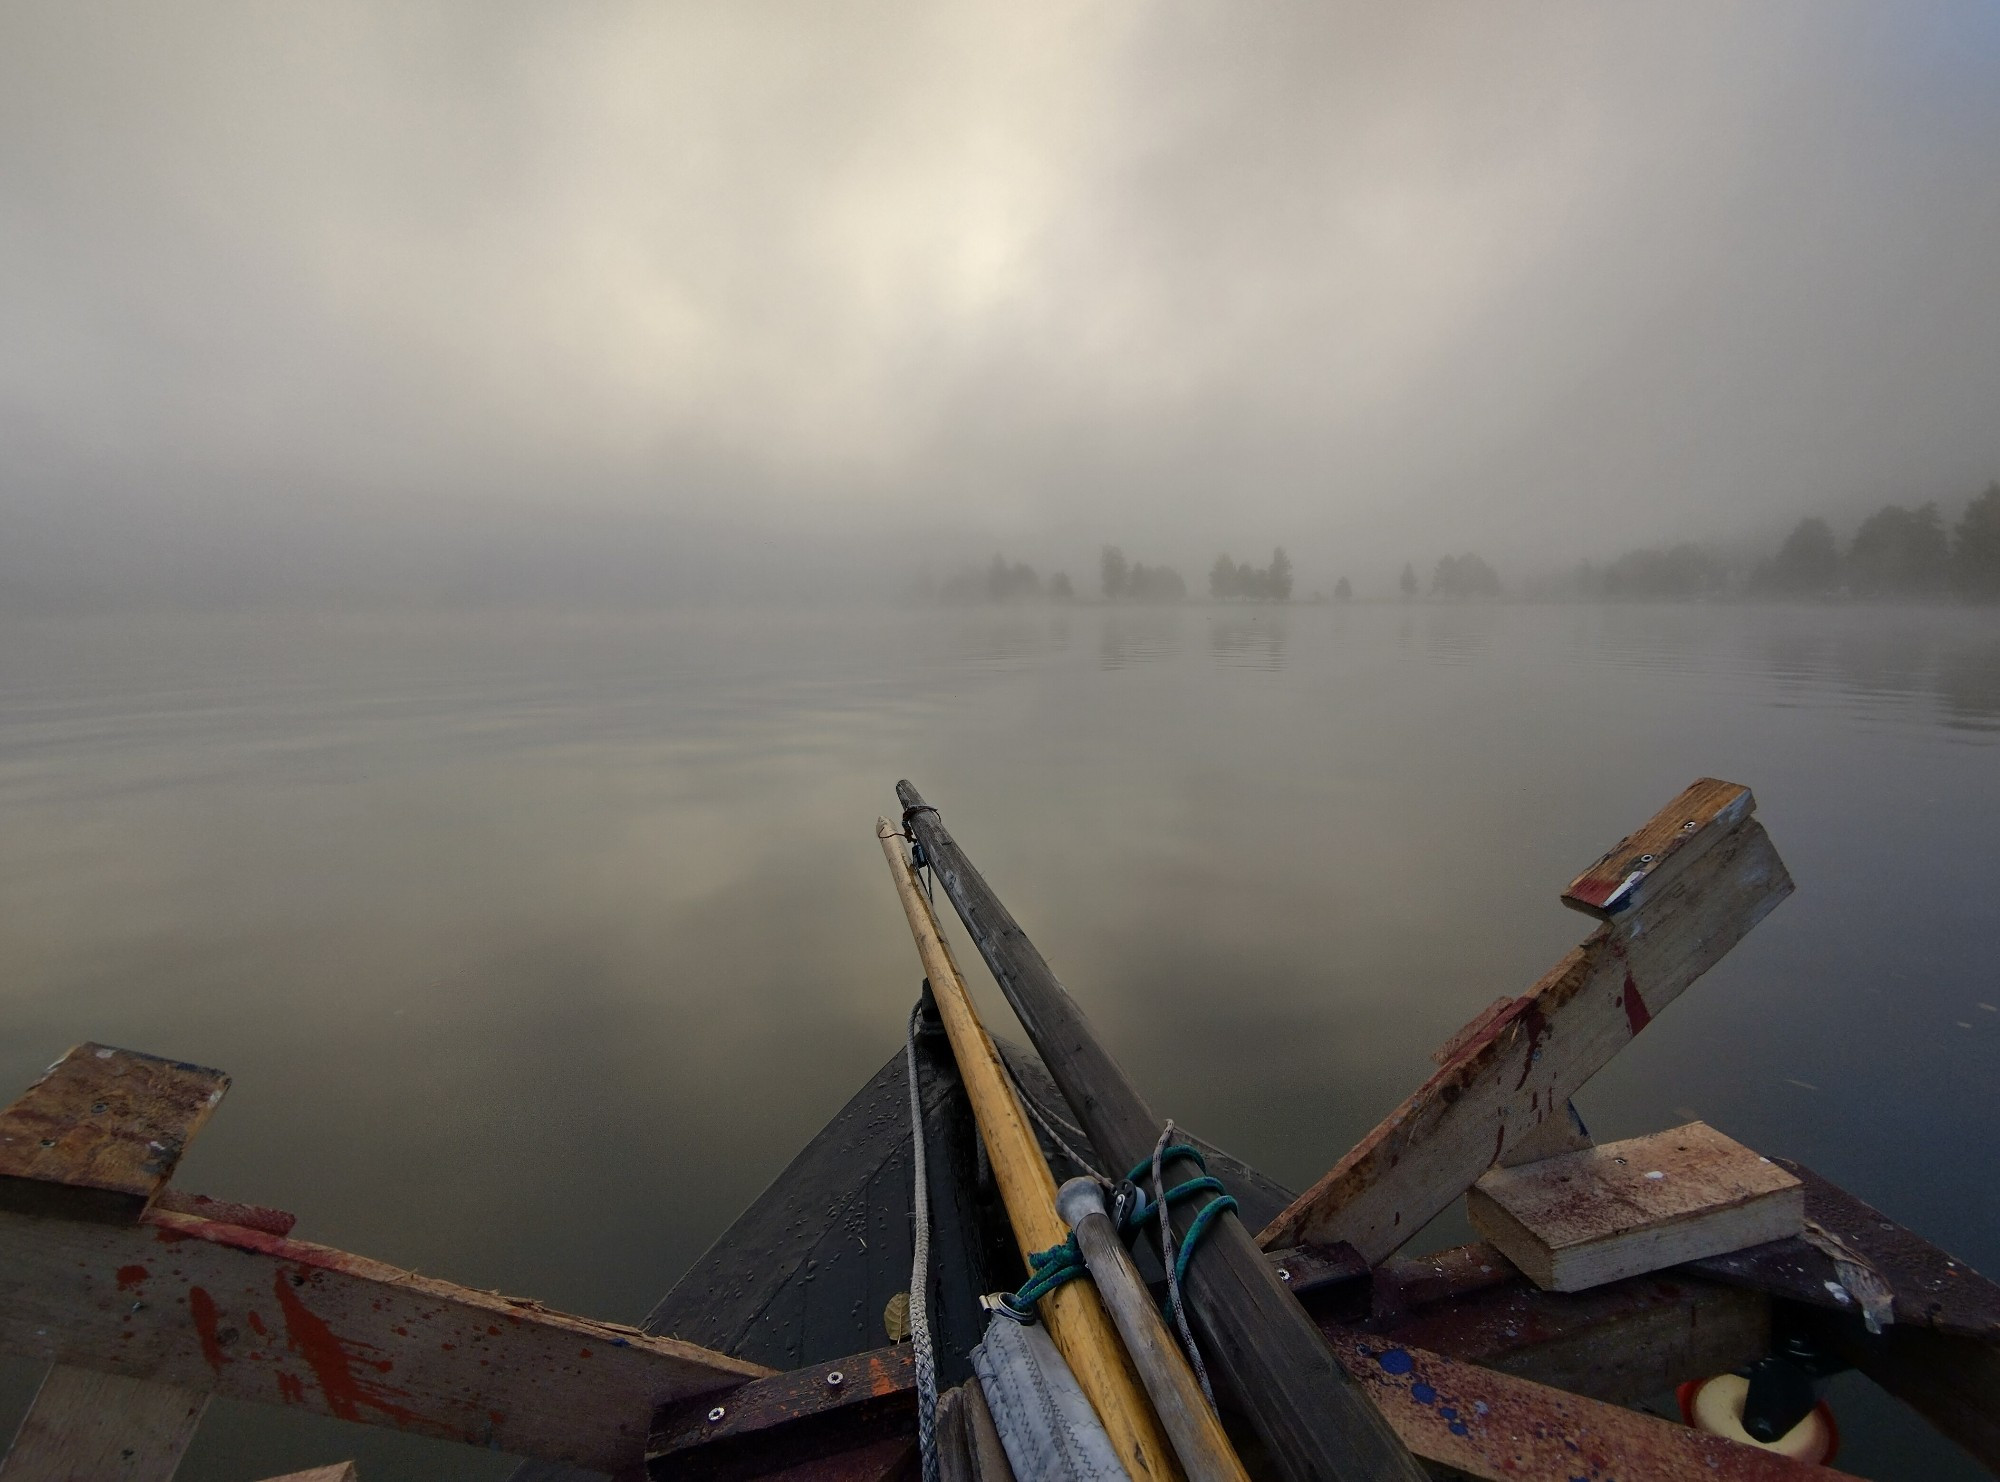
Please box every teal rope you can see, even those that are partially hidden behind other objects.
[996,1143,1237,1318]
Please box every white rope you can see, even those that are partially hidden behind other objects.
[906,1005,941,1482]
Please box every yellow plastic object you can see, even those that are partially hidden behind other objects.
[1678,1375,1838,1463]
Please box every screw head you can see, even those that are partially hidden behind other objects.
[1276,1267,1291,1283]
[707,1406,726,1423]
[1637,853,1655,864]
[826,1370,845,1388]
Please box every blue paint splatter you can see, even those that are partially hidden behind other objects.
[1438,1407,1457,1421]
[1410,1383,1437,1405]
[1375,1348,1414,1375]
[1449,1422,1470,1436]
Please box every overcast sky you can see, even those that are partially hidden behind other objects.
[5,2,1998,603]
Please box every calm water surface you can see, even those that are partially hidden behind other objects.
[2,603,1996,1479]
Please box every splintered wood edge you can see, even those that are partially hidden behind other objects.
[1561,778,1755,919]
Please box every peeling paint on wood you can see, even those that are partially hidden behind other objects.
[1561,778,1753,920]
[0,1206,766,1474]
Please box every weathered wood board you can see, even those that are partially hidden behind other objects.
[1260,809,1793,1262]
[1356,1250,1771,1405]
[1561,778,1754,919]
[1466,1123,1803,1291]
[0,1364,209,1482]
[255,1466,361,1482]
[0,1205,767,1475]
[0,1046,229,1224]
[1325,1327,1862,1481]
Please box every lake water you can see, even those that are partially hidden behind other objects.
[2,602,1995,1479]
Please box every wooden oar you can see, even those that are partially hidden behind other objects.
[895,783,1428,1482]
[876,822,1184,1482]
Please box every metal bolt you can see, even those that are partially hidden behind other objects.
[1276,1267,1291,1283]
[707,1406,726,1423]
[1638,853,1655,864]
[826,1370,845,1388]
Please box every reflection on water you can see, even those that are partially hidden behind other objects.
[1207,610,1289,670]
[1098,607,1186,668]
[0,602,1995,1480]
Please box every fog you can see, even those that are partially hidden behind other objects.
[5,2,1999,607]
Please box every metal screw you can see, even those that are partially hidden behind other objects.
[1638,853,1655,864]
[39,1139,55,1148]
[1682,820,1698,831]
[826,1370,844,1388]
[707,1407,726,1424]
[1276,1267,1291,1283]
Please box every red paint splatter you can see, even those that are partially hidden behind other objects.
[189,1287,230,1374]
[578,1347,593,1358]
[247,1312,268,1337]
[485,1325,500,1336]
[1620,971,1652,1035]
[116,1264,149,1290]
[272,1268,419,1425]
[488,1410,506,1427]
[276,1371,305,1404]
[151,1225,194,1245]
[1512,1001,1549,1089]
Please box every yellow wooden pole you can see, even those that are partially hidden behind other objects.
[877,822,1185,1482]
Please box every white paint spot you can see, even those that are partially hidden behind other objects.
[1645,1171,1665,1180]
[95,1048,114,1059]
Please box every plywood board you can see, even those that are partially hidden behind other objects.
[1466,1122,1802,1291]
[0,1363,209,1481]
[0,1046,229,1223]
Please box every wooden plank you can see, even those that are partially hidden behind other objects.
[1685,1158,2000,1339]
[959,1379,1013,1482]
[0,1046,229,1224]
[1561,777,1753,919]
[876,823,1187,1482]
[1359,1266,1771,1405]
[255,1467,360,1482]
[0,1205,767,1475]
[0,1364,209,1481]
[1466,1123,1803,1291]
[895,784,1428,1482]
[649,1345,915,1482]
[1324,1327,1864,1481]
[1260,812,1793,1262]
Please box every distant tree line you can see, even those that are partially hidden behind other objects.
[1428,552,1503,599]
[1209,548,1293,600]
[1752,488,2000,597]
[936,554,1074,604]
[1100,546,1186,601]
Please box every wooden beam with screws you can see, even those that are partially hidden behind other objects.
[1260,780,1793,1262]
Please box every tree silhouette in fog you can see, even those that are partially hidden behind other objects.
[1848,504,1949,595]
[1209,547,1292,600]
[1954,483,2000,598]
[1752,517,1840,595]
[1102,545,1184,601]
[1430,553,1502,599]
[1101,546,1130,599]
[1399,562,1417,599]
[1334,576,1352,601]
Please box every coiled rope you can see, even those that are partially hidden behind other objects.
[905,1004,941,1482]
[994,1128,1236,1409]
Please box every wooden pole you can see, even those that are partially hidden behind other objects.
[1055,1179,1251,1482]
[875,823,1183,1482]
[894,783,1427,1482]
